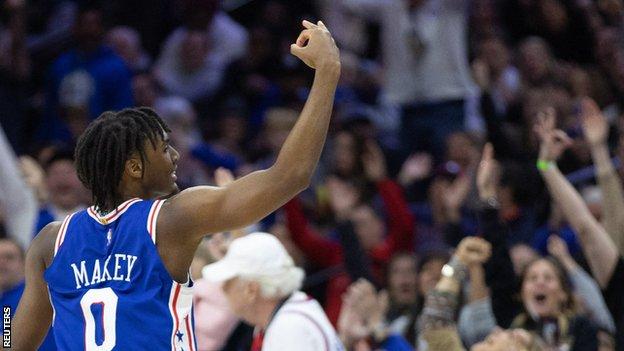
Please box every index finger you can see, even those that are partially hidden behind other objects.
[302,20,318,29]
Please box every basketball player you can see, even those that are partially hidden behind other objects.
[13,20,340,350]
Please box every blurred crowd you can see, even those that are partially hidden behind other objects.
[2,0,624,350]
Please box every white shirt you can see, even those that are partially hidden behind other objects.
[342,0,476,105]
[262,292,345,351]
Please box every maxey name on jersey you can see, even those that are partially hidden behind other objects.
[70,254,138,289]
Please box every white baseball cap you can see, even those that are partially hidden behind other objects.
[202,232,296,283]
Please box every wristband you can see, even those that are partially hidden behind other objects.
[536,160,555,171]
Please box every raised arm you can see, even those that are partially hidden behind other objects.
[12,222,57,350]
[476,143,522,328]
[362,141,415,259]
[284,197,342,268]
[580,98,624,255]
[159,21,340,239]
[547,235,616,333]
[418,237,491,350]
[0,126,37,249]
[535,109,619,288]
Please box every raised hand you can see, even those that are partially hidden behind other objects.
[19,156,48,204]
[290,20,340,71]
[362,140,387,182]
[442,174,471,214]
[477,143,499,200]
[398,152,432,186]
[338,279,376,344]
[534,108,573,163]
[326,177,360,220]
[580,97,608,147]
[547,235,571,262]
[455,236,492,267]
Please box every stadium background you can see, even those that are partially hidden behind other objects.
[1,0,624,350]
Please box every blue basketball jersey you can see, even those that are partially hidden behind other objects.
[44,198,197,351]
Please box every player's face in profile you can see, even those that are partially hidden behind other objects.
[142,133,180,198]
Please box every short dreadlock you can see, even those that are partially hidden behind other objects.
[75,107,171,213]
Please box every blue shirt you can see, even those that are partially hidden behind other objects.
[40,45,134,143]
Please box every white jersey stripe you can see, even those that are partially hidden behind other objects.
[149,200,165,244]
[54,213,75,256]
[167,283,179,351]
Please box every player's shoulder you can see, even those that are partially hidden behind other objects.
[30,221,63,267]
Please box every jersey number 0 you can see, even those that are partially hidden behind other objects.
[80,288,118,350]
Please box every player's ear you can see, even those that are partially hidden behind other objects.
[125,156,143,179]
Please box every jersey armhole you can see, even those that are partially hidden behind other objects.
[146,199,165,244]
[53,213,75,257]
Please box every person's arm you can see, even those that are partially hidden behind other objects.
[369,180,415,260]
[284,198,342,268]
[12,222,58,350]
[547,235,616,333]
[337,221,375,283]
[418,237,491,351]
[457,263,496,347]
[580,98,624,255]
[363,141,415,260]
[0,126,37,248]
[457,297,496,347]
[157,21,340,239]
[535,108,619,288]
[475,144,522,328]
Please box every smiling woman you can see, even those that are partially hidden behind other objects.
[512,257,599,350]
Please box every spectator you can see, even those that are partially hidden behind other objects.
[41,3,134,144]
[418,236,546,351]
[0,238,25,313]
[0,126,37,248]
[511,257,599,349]
[106,25,151,73]
[132,72,161,108]
[33,150,87,234]
[203,232,344,351]
[284,148,415,324]
[341,0,477,159]
[0,237,56,350]
[153,96,210,188]
[155,0,248,103]
[0,0,31,153]
[154,29,225,102]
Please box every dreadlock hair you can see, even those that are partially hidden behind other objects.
[75,107,171,213]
